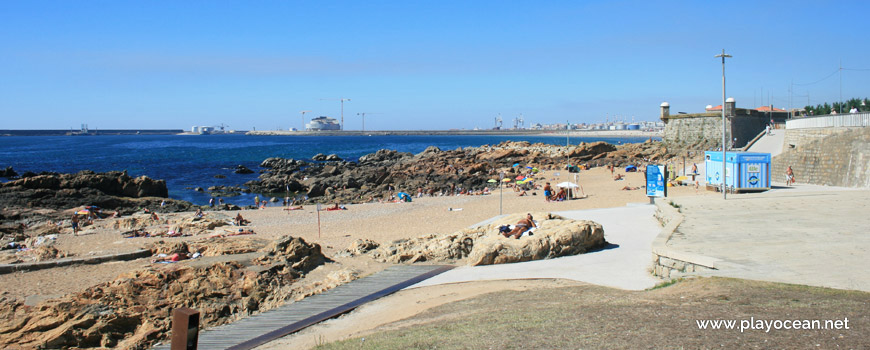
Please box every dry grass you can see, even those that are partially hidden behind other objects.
[315,277,870,349]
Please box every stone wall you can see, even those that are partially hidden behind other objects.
[662,115,729,148]
[773,127,870,188]
[663,114,766,149]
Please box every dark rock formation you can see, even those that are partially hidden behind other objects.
[0,167,17,178]
[0,171,193,222]
[233,165,255,174]
[244,140,674,205]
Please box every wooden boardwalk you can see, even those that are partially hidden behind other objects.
[152,264,453,350]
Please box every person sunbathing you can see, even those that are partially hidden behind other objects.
[151,252,188,263]
[283,205,303,211]
[502,214,536,239]
[554,188,567,201]
[613,174,625,181]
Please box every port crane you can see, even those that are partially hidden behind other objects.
[494,114,503,129]
[513,114,524,129]
[214,123,229,133]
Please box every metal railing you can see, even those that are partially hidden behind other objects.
[786,112,870,129]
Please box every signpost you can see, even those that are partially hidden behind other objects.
[646,165,667,203]
[499,171,504,215]
[316,203,322,238]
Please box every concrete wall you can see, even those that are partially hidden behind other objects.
[773,127,870,188]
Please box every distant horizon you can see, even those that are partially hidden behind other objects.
[2,1,868,130]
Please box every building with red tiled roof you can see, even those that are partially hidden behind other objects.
[755,106,786,112]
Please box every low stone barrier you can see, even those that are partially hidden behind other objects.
[0,249,152,274]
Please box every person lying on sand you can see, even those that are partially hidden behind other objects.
[502,213,536,239]
[283,205,303,211]
[151,252,188,263]
[621,185,640,191]
[209,228,256,238]
[326,203,347,211]
[613,174,625,181]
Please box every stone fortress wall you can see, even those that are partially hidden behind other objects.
[659,99,785,149]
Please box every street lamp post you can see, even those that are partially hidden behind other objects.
[715,49,732,200]
[357,112,366,132]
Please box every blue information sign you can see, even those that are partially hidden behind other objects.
[646,165,665,197]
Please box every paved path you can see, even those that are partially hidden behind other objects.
[151,265,452,350]
[747,130,785,156]
[412,204,663,291]
[667,184,870,292]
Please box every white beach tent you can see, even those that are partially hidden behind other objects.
[555,181,586,199]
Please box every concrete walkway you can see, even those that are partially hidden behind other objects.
[411,204,663,291]
[747,130,785,156]
[667,184,870,292]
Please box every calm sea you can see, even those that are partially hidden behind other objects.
[0,134,656,205]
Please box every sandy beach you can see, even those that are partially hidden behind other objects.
[0,166,700,301]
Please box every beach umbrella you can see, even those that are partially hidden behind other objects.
[76,210,90,215]
[487,179,497,183]
[515,175,524,180]
[675,176,689,182]
[556,182,579,188]
[512,163,519,167]
[526,166,533,169]
[502,178,511,183]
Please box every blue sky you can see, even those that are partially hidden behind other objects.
[2,1,868,130]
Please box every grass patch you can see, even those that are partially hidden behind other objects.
[315,277,870,350]
[648,277,684,290]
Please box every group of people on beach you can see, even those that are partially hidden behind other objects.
[542,182,568,202]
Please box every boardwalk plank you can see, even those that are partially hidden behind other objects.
[152,265,452,350]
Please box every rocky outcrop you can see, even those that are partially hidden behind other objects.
[0,171,194,226]
[234,165,255,174]
[246,140,674,205]
[0,235,327,349]
[0,166,17,178]
[369,212,605,266]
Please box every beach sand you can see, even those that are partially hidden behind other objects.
[0,165,704,331]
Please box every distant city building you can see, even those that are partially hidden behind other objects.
[191,126,215,134]
[306,116,341,131]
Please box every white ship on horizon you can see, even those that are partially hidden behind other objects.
[306,116,341,131]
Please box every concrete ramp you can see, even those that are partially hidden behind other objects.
[747,131,785,156]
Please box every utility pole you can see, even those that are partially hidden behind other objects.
[715,49,732,200]
[839,59,843,114]
[566,120,570,147]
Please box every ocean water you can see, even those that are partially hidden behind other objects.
[0,134,656,205]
